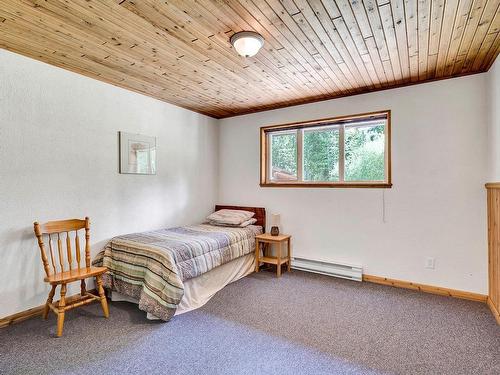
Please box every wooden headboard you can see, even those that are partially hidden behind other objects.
[214,205,266,232]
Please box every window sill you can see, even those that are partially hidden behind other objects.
[260,182,393,188]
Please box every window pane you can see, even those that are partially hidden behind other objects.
[303,127,340,181]
[271,132,297,180]
[344,124,385,181]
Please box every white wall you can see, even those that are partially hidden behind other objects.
[219,75,489,294]
[487,59,500,181]
[0,50,219,317]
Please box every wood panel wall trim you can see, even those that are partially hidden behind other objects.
[487,297,500,325]
[363,274,488,303]
[486,182,500,325]
[0,289,97,329]
[3,278,497,327]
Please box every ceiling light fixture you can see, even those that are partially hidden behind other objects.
[230,31,264,57]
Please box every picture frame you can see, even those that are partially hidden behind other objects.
[119,131,156,175]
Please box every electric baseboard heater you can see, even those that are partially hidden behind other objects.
[291,257,363,282]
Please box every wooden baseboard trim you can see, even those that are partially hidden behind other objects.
[487,298,500,325]
[2,278,496,326]
[0,305,45,329]
[363,274,488,303]
[0,289,98,329]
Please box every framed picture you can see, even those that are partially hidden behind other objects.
[119,132,156,175]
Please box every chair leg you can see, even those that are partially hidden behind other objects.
[96,274,109,318]
[43,285,56,320]
[80,279,86,296]
[56,284,67,337]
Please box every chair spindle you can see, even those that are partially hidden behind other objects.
[34,223,51,277]
[48,234,57,275]
[75,232,81,269]
[66,232,72,270]
[57,233,64,273]
[85,218,90,268]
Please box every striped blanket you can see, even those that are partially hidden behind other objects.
[92,224,262,321]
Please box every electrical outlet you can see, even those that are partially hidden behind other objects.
[425,257,435,269]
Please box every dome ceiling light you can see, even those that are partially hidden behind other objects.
[230,31,265,57]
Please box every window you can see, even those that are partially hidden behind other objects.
[260,111,391,188]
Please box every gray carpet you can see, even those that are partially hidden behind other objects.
[1,271,499,375]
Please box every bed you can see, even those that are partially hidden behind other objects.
[92,205,265,320]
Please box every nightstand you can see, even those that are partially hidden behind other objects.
[255,233,291,277]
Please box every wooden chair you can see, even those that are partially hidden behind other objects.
[33,217,109,337]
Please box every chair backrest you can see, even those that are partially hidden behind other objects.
[33,218,91,277]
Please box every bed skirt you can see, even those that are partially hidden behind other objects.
[111,253,255,319]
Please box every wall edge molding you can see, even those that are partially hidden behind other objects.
[363,274,487,302]
[2,277,496,328]
[0,289,98,329]
[487,297,500,325]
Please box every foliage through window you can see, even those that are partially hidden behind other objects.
[261,111,391,187]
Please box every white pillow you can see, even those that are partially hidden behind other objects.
[209,218,258,228]
[206,209,255,225]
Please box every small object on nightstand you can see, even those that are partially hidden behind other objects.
[270,213,280,236]
[255,233,291,277]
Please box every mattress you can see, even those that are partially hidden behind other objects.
[93,224,262,321]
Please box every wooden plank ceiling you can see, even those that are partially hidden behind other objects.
[0,0,499,118]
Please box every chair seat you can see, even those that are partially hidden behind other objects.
[44,266,107,284]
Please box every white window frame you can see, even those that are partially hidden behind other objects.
[268,129,299,182]
[300,124,341,183]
